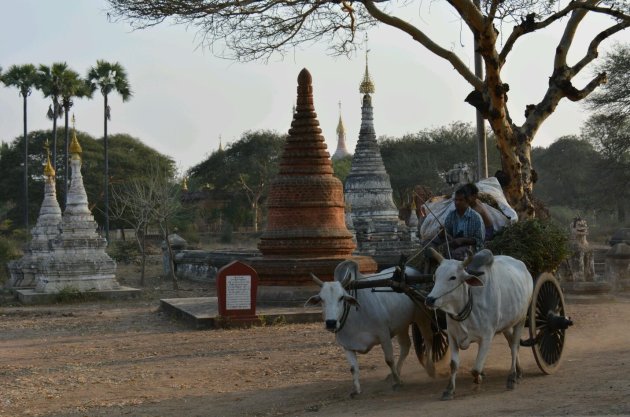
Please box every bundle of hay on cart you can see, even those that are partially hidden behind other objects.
[348,177,572,377]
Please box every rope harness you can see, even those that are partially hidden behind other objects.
[334,282,359,334]
[430,281,474,322]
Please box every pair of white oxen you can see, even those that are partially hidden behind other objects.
[306,249,533,400]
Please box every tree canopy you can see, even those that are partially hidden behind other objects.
[0,130,174,229]
[187,130,286,230]
[379,122,501,203]
[106,0,630,218]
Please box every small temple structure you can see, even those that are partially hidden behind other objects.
[6,141,62,288]
[15,118,137,303]
[250,68,376,304]
[331,102,352,160]
[344,49,420,267]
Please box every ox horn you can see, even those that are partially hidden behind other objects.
[310,273,324,287]
[427,247,444,264]
[462,253,474,268]
[340,268,352,289]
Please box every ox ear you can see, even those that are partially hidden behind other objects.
[305,295,322,307]
[465,275,484,287]
[343,294,360,309]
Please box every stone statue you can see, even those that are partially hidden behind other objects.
[562,216,595,283]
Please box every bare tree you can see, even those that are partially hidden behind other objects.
[107,0,630,218]
[110,178,155,286]
[110,160,182,288]
[150,166,183,290]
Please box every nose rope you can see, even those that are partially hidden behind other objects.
[333,299,352,334]
[428,281,474,322]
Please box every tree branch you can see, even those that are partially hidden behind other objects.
[554,0,597,70]
[499,2,583,67]
[363,0,482,90]
[570,21,630,76]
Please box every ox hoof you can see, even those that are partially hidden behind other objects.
[392,382,402,391]
[471,370,484,385]
[507,375,517,390]
[441,391,454,401]
[349,390,361,398]
[516,367,524,380]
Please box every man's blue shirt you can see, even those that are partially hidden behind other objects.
[444,206,485,252]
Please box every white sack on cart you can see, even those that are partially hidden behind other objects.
[419,177,518,241]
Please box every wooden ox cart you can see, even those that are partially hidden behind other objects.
[347,254,573,376]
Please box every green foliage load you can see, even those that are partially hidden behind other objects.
[487,219,569,277]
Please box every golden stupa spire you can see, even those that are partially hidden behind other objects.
[218,135,223,152]
[69,114,82,156]
[359,34,375,95]
[43,139,55,178]
[182,176,189,192]
[336,100,345,136]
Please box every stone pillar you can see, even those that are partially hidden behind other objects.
[605,243,630,292]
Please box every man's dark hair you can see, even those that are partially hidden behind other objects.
[454,187,467,198]
[462,183,479,197]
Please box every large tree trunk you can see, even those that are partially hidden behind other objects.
[494,129,536,219]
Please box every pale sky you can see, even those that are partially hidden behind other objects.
[1,1,628,172]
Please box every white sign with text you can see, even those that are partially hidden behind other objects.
[226,275,252,310]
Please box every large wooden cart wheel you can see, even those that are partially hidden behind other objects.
[411,309,450,378]
[529,272,569,375]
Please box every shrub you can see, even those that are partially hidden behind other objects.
[106,240,140,263]
[0,238,22,284]
[220,223,233,244]
[487,218,569,277]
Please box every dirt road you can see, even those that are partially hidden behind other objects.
[1,296,629,417]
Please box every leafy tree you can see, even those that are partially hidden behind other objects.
[586,42,630,118]
[36,63,67,173]
[87,60,133,241]
[332,155,353,183]
[532,136,600,212]
[106,0,630,218]
[0,130,174,231]
[379,122,501,204]
[188,130,286,230]
[1,64,39,229]
[581,114,629,222]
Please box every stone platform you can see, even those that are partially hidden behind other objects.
[16,286,141,305]
[160,297,322,329]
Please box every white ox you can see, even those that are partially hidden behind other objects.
[306,260,428,397]
[425,248,533,400]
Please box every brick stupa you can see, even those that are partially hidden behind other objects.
[251,69,376,305]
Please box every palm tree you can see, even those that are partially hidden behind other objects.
[36,63,67,174]
[59,67,91,205]
[1,64,38,230]
[87,60,132,242]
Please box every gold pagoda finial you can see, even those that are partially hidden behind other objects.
[218,135,223,152]
[359,33,375,95]
[336,100,345,136]
[69,113,82,156]
[43,139,55,178]
[182,176,189,192]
